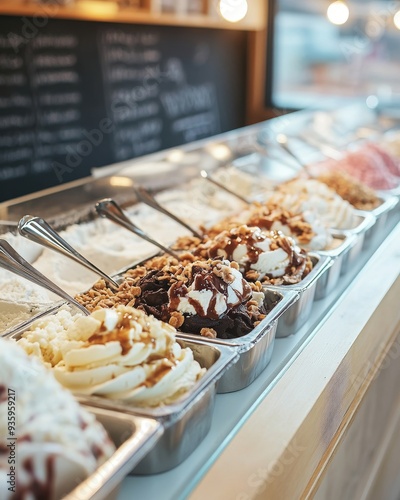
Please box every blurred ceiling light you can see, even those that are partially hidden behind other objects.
[394,10,400,30]
[327,1,349,26]
[219,0,248,23]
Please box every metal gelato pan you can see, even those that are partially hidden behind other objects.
[339,211,376,253]
[177,288,298,393]
[63,407,162,500]
[362,193,399,247]
[267,254,332,338]
[77,338,237,474]
[314,233,357,300]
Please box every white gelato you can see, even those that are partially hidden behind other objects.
[268,179,356,230]
[171,261,251,317]
[0,338,115,500]
[211,165,275,201]
[157,178,246,230]
[0,299,48,334]
[198,225,310,283]
[18,306,205,407]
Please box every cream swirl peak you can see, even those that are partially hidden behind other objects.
[193,226,312,285]
[268,178,356,230]
[18,306,205,407]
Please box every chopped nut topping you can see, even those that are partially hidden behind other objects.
[200,328,217,339]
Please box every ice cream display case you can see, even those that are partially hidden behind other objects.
[1,104,400,499]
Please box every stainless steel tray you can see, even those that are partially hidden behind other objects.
[77,339,237,474]
[63,407,162,500]
[266,254,332,338]
[314,233,357,300]
[362,193,399,248]
[332,210,376,266]
[177,288,298,393]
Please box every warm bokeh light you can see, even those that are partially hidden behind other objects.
[167,149,185,163]
[206,143,232,161]
[109,176,134,187]
[219,0,248,23]
[394,10,400,30]
[78,1,118,17]
[327,1,349,26]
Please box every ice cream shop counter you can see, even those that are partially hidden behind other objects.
[121,221,400,500]
[1,104,400,499]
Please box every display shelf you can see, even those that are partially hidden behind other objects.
[118,209,400,498]
[0,0,266,30]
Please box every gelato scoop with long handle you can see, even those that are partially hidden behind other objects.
[0,239,89,316]
[18,215,120,290]
[95,198,180,259]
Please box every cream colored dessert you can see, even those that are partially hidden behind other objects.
[199,203,333,251]
[192,226,312,284]
[157,177,247,230]
[268,178,357,230]
[212,166,275,200]
[0,299,46,334]
[0,338,115,500]
[18,306,205,407]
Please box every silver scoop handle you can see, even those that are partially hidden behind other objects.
[95,198,180,259]
[18,215,119,290]
[0,239,89,316]
[135,186,202,239]
[200,170,250,204]
[275,133,313,174]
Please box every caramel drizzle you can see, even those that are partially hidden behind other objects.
[142,357,177,388]
[88,312,155,355]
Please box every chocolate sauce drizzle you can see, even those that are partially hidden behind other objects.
[206,226,307,279]
[169,264,250,320]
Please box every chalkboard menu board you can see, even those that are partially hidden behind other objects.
[0,17,246,201]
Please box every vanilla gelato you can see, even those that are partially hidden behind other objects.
[193,226,312,285]
[0,338,115,500]
[18,306,205,407]
[157,177,247,230]
[0,299,47,334]
[268,178,357,230]
[199,203,333,251]
[211,166,275,201]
